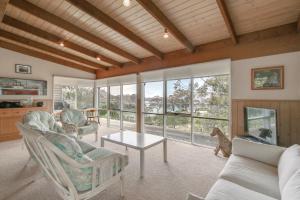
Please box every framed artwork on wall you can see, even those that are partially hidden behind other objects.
[15,64,32,74]
[251,66,284,90]
[0,77,47,95]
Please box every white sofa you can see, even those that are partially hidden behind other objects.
[187,138,300,200]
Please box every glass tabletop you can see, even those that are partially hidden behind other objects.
[101,130,165,149]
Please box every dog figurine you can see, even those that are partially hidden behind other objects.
[210,127,232,157]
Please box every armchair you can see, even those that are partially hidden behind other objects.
[17,122,128,200]
[60,109,98,141]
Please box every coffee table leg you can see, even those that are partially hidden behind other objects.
[140,149,144,178]
[101,139,104,147]
[163,139,167,162]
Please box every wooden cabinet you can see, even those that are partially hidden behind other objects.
[0,107,48,142]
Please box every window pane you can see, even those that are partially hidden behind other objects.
[54,85,76,110]
[98,87,108,109]
[109,110,120,128]
[144,81,163,114]
[167,79,191,114]
[110,86,120,110]
[123,84,136,112]
[193,118,229,146]
[77,87,94,109]
[166,115,191,142]
[99,109,107,126]
[144,114,163,136]
[122,112,136,131]
[193,75,229,119]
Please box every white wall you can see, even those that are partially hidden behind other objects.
[231,51,300,100]
[0,48,95,100]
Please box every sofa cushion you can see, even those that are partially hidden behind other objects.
[205,179,277,200]
[278,144,300,192]
[281,169,300,200]
[219,155,280,199]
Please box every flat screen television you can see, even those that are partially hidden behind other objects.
[244,107,277,145]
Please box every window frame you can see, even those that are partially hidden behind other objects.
[142,74,230,146]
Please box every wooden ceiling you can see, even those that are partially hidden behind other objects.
[0,0,299,74]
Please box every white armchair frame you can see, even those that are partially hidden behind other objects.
[17,123,125,200]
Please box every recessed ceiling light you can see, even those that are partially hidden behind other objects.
[59,40,64,47]
[123,0,131,7]
[163,28,169,39]
[96,56,101,61]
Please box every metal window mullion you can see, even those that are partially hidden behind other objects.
[191,78,194,144]
[107,86,110,128]
[163,80,167,137]
[141,82,145,133]
[120,84,123,131]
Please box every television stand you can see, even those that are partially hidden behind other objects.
[238,135,272,145]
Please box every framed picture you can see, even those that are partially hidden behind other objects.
[0,77,47,96]
[251,66,284,90]
[15,64,32,74]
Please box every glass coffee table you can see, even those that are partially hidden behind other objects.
[101,130,167,178]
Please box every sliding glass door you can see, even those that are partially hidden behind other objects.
[97,84,137,131]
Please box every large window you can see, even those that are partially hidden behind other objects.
[122,84,136,130]
[142,75,229,146]
[110,86,120,110]
[53,77,94,111]
[98,87,108,125]
[77,87,94,109]
[143,81,164,136]
[192,75,229,146]
[167,79,191,114]
[97,73,230,147]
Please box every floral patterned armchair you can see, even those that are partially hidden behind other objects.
[60,109,98,141]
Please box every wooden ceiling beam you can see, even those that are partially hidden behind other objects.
[66,0,163,60]
[0,29,107,70]
[216,0,238,44]
[96,23,300,78]
[0,39,95,73]
[0,0,9,22]
[297,14,300,33]
[136,0,194,53]
[9,0,140,64]
[2,15,121,67]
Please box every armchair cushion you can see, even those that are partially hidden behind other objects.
[45,132,87,161]
[61,109,87,127]
[44,133,127,192]
[23,111,64,133]
[77,121,98,135]
[77,140,96,154]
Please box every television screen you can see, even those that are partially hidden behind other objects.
[244,107,277,145]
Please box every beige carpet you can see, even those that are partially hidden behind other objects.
[0,129,227,200]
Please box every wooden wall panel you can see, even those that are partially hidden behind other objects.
[231,99,300,147]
